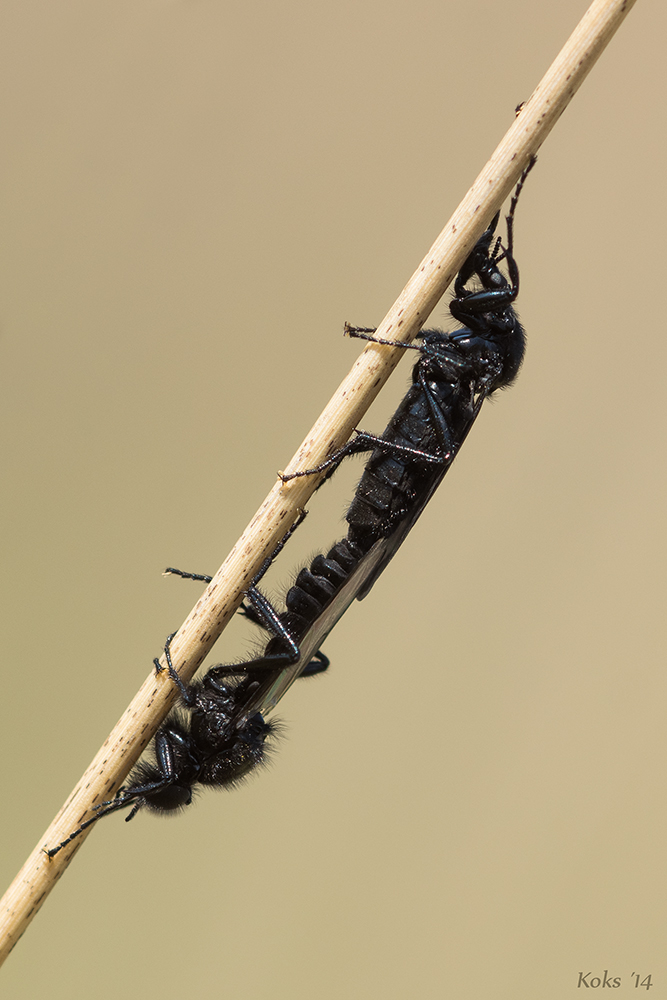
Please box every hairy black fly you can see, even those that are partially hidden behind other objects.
[46,513,329,857]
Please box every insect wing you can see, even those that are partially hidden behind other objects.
[353,474,446,601]
[240,540,389,719]
[354,390,487,601]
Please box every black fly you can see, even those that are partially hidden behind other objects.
[46,639,332,856]
[281,157,535,597]
[46,669,282,856]
[46,532,379,856]
[46,513,329,857]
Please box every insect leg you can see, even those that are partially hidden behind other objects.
[280,425,448,484]
[163,506,309,590]
[299,650,330,677]
[344,323,423,351]
[347,429,449,465]
[279,432,379,482]
[156,508,314,688]
[163,567,212,583]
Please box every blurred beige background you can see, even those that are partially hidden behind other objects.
[1,1,665,997]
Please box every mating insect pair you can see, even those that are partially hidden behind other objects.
[47,159,534,856]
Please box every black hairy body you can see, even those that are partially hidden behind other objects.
[46,672,283,856]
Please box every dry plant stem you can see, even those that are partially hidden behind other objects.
[0,0,636,966]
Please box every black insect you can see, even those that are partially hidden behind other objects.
[46,623,334,858]
[282,158,535,598]
[46,514,331,857]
